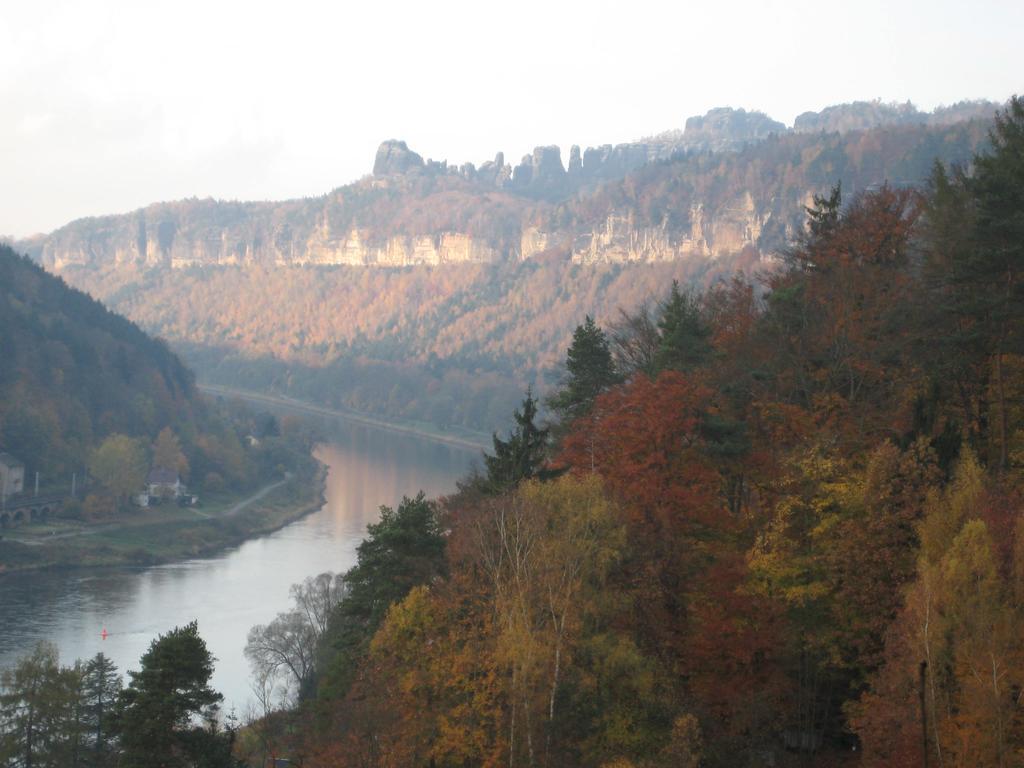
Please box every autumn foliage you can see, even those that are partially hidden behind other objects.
[241,99,1024,768]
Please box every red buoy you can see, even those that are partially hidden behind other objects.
[101,628,108,640]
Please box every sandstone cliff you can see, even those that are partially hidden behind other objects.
[567,193,769,265]
[19,101,995,274]
[35,198,502,271]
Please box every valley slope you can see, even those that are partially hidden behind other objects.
[0,243,319,572]
[14,100,999,434]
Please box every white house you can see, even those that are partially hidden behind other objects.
[0,452,25,499]
[146,466,183,499]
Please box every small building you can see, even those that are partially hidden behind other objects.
[146,467,183,500]
[0,453,25,499]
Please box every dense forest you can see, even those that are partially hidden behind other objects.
[267,98,1023,767]
[4,98,1021,766]
[531,116,990,237]
[0,244,304,519]
[237,98,1024,768]
[110,253,752,435]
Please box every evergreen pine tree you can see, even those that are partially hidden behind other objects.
[80,653,121,768]
[805,182,842,243]
[483,388,550,493]
[655,281,711,373]
[117,622,233,768]
[548,315,619,422]
[0,642,81,768]
[966,96,1024,471]
[923,97,1024,471]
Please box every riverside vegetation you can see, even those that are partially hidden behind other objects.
[0,245,321,573]
[3,97,1024,766]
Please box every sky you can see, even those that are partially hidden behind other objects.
[1,0,1021,237]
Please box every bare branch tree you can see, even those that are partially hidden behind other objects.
[609,301,660,379]
[245,571,347,704]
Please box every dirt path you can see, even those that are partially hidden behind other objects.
[3,477,291,545]
[4,527,103,545]
[221,476,289,517]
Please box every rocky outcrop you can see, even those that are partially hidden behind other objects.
[373,140,425,176]
[794,101,920,134]
[638,107,785,159]
[680,108,786,152]
[477,152,512,187]
[519,227,553,260]
[33,198,501,271]
[580,143,651,183]
[511,146,567,196]
[793,99,999,134]
[300,229,498,266]
[371,109,779,194]
[570,193,768,265]
[368,101,996,201]
[23,109,989,274]
[567,145,583,178]
[38,203,272,270]
[570,214,698,264]
[33,191,772,271]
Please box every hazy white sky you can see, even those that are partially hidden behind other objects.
[1,0,1021,236]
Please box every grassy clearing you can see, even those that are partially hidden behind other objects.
[0,469,326,575]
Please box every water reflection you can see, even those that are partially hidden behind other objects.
[0,418,475,711]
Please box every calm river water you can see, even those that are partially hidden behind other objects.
[0,419,476,713]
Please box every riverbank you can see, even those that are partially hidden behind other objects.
[0,466,327,577]
[199,383,491,451]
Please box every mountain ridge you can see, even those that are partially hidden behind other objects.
[15,108,997,274]
[12,98,1001,269]
[6,97,1003,435]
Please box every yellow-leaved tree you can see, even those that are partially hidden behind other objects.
[152,427,188,480]
[853,451,1024,767]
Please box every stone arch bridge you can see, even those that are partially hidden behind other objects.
[0,493,65,529]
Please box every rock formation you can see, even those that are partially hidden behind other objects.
[680,107,786,151]
[511,146,567,196]
[477,152,512,187]
[637,107,786,158]
[373,140,425,176]
[565,192,768,265]
[580,143,650,183]
[793,99,999,134]
[567,145,583,178]
[18,102,992,274]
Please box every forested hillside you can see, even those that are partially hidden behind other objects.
[0,244,278,506]
[229,98,1023,767]
[3,97,1022,767]
[90,253,753,433]
[25,107,996,436]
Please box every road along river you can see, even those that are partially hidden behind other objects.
[0,416,476,713]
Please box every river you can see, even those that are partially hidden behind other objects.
[0,418,476,714]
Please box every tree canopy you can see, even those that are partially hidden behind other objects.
[117,621,232,768]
